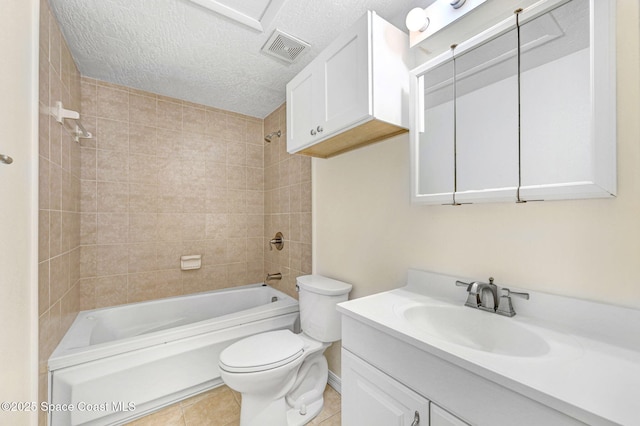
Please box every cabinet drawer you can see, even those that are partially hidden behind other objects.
[342,349,429,426]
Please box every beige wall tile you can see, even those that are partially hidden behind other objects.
[97,149,129,182]
[49,253,69,302]
[80,80,97,117]
[129,183,158,213]
[97,213,128,244]
[39,210,50,262]
[157,100,182,130]
[80,147,96,180]
[49,210,63,258]
[38,261,50,316]
[96,244,129,276]
[95,275,128,308]
[97,181,128,212]
[129,213,158,243]
[128,243,158,273]
[183,105,206,134]
[97,86,129,121]
[80,245,97,278]
[97,118,129,152]
[129,94,157,127]
[129,125,157,156]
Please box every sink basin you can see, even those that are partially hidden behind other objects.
[398,304,551,357]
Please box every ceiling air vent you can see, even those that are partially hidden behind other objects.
[261,29,310,64]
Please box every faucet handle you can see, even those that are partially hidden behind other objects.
[455,280,471,290]
[501,288,530,300]
[496,288,529,317]
[455,280,481,308]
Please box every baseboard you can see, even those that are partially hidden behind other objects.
[327,370,341,394]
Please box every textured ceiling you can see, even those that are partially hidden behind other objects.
[50,0,427,118]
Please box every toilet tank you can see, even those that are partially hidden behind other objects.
[297,275,352,343]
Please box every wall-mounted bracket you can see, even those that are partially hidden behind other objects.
[50,101,93,143]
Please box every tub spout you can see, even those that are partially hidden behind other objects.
[266,272,282,282]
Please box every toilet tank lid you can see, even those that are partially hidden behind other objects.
[297,275,352,296]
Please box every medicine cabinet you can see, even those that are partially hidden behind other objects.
[410,0,616,205]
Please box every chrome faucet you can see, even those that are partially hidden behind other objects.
[456,278,529,316]
[456,277,498,312]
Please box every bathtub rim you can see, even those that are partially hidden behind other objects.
[48,283,299,371]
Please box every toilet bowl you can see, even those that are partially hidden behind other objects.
[219,275,352,426]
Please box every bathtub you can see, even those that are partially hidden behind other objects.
[48,284,299,426]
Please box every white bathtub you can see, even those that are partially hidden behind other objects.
[48,284,299,426]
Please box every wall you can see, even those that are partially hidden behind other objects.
[0,0,39,424]
[77,79,266,308]
[263,104,313,299]
[37,0,83,424]
[314,0,640,375]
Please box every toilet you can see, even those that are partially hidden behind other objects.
[219,275,352,426]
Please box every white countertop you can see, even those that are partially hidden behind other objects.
[337,269,640,426]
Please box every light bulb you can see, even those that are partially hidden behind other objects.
[405,7,430,32]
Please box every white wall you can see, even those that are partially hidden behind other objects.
[0,0,39,424]
[314,0,640,375]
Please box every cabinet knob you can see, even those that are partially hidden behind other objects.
[0,154,13,165]
[410,410,420,426]
[317,126,323,133]
[310,129,316,136]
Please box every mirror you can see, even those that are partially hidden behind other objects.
[417,59,455,204]
[519,0,596,200]
[410,0,616,205]
[454,26,519,203]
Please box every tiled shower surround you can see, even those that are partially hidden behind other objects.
[39,1,311,421]
[38,0,83,424]
[78,78,270,308]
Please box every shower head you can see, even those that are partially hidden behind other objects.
[264,130,281,143]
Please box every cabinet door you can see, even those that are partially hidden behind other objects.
[411,58,455,205]
[431,403,470,426]
[342,350,429,426]
[454,25,519,203]
[319,12,370,138]
[519,0,615,200]
[286,67,317,153]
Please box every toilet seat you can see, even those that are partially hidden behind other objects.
[219,330,304,373]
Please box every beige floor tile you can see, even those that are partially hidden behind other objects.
[319,413,341,426]
[180,386,230,409]
[125,404,185,426]
[309,385,342,425]
[125,384,340,426]
[183,387,240,426]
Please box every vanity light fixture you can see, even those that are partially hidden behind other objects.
[405,7,431,33]
[406,0,487,47]
[406,1,468,33]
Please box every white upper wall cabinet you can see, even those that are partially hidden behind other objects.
[410,0,616,205]
[287,11,411,159]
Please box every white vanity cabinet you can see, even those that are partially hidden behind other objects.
[286,11,411,158]
[340,316,586,426]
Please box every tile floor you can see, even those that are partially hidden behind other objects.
[125,384,341,426]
